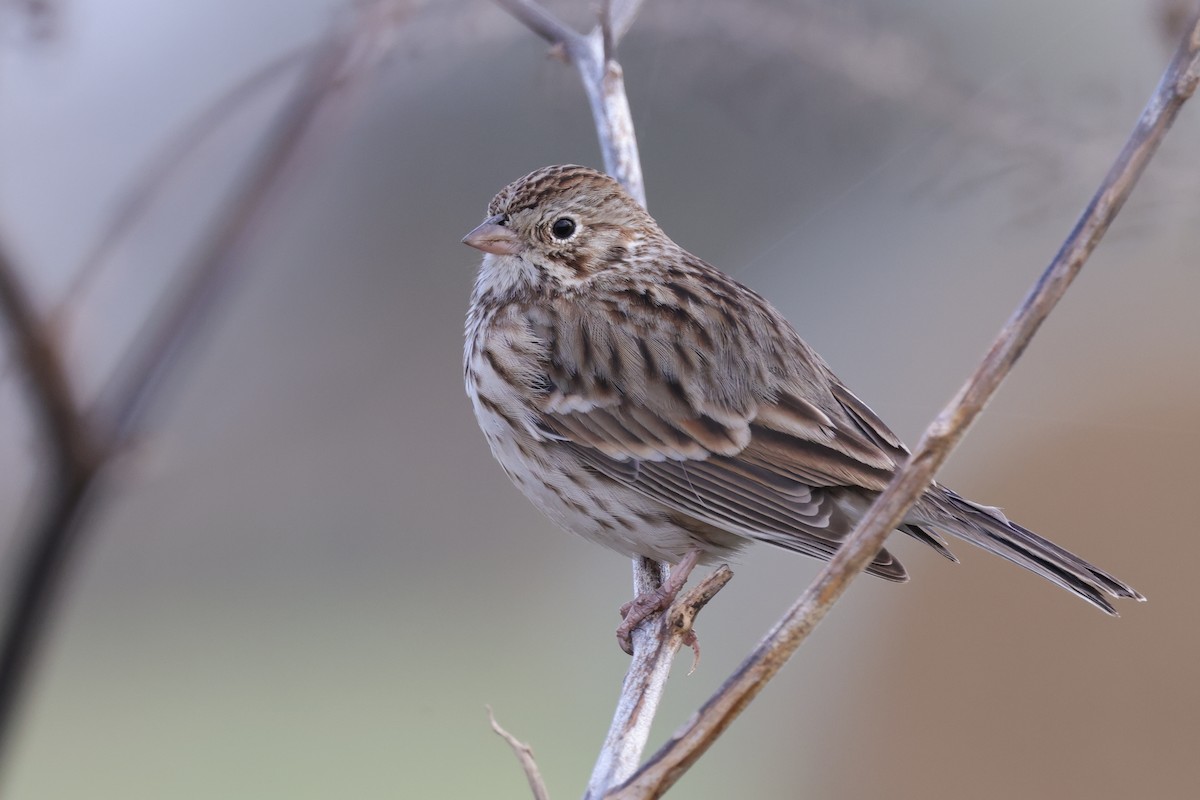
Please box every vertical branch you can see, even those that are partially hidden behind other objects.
[0,247,97,482]
[583,558,669,798]
[495,0,644,204]
[494,2,710,796]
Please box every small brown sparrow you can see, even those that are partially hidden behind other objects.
[462,165,1142,653]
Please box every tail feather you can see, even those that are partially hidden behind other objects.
[917,488,1144,613]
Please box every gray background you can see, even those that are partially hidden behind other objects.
[0,0,1196,797]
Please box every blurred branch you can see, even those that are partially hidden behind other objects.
[58,43,314,325]
[488,706,552,800]
[93,9,380,439]
[0,0,408,776]
[0,246,96,483]
[0,239,104,766]
[652,3,1169,191]
[609,9,1200,798]
[3,0,59,40]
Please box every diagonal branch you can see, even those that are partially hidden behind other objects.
[57,43,313,327]
[94,3,397,441]
[607,10,1200,798]
[0,245,97,482]
[606,0,646,46]
[495,0,583,51]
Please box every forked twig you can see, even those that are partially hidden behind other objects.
[496,0,644,205]
[0,240,103,766]
[607,11,1200,799]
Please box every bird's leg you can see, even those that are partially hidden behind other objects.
[616,549,702,655]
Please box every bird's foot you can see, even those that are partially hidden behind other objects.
[615,549,701,655]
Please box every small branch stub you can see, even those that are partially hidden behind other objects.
[488,706,551,800]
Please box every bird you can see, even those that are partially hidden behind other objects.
[461,164,1142,653]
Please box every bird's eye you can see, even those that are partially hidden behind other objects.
[550,217,576,240]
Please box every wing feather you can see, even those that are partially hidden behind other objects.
[528,281,917,568]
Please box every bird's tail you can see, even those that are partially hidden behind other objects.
[915,488,1144,614]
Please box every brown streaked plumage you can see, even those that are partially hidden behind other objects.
[463,165,1142,651]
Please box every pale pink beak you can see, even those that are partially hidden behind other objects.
[462,214,521,256]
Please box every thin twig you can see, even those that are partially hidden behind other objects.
[606,0,646,45]
[584,565,732,800]
[494,0,582,50]
[58,43,313,325]
[0,245,96,482]
[580,557,668,798]
[608,11,1200,798]
[94,5,390,442]
[495,0,644,204]
[488,706,552,800]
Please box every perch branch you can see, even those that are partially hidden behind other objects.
[608,10,1200,798]
[488,706,552,800]
[496,2,738,797]
[585,565,731,800]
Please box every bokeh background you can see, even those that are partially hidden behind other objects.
[1,0,1197,797]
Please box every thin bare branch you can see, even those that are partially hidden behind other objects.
[496,0,644,205]
[488,706,552,800]
[93,6,390,441]
[58,44,313,324]
[608,11,1200,798]
[584,564,732,800]
[606,0,646,46]
[494,0,582,51]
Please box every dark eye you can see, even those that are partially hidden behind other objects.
[550,217,576,240]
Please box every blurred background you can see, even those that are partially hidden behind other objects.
[0,0,1197,797]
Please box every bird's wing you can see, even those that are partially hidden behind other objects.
[526,282,915,575]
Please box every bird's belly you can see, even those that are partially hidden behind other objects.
[471,402,722,563]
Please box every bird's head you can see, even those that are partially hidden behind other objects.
[463,165,659,292]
